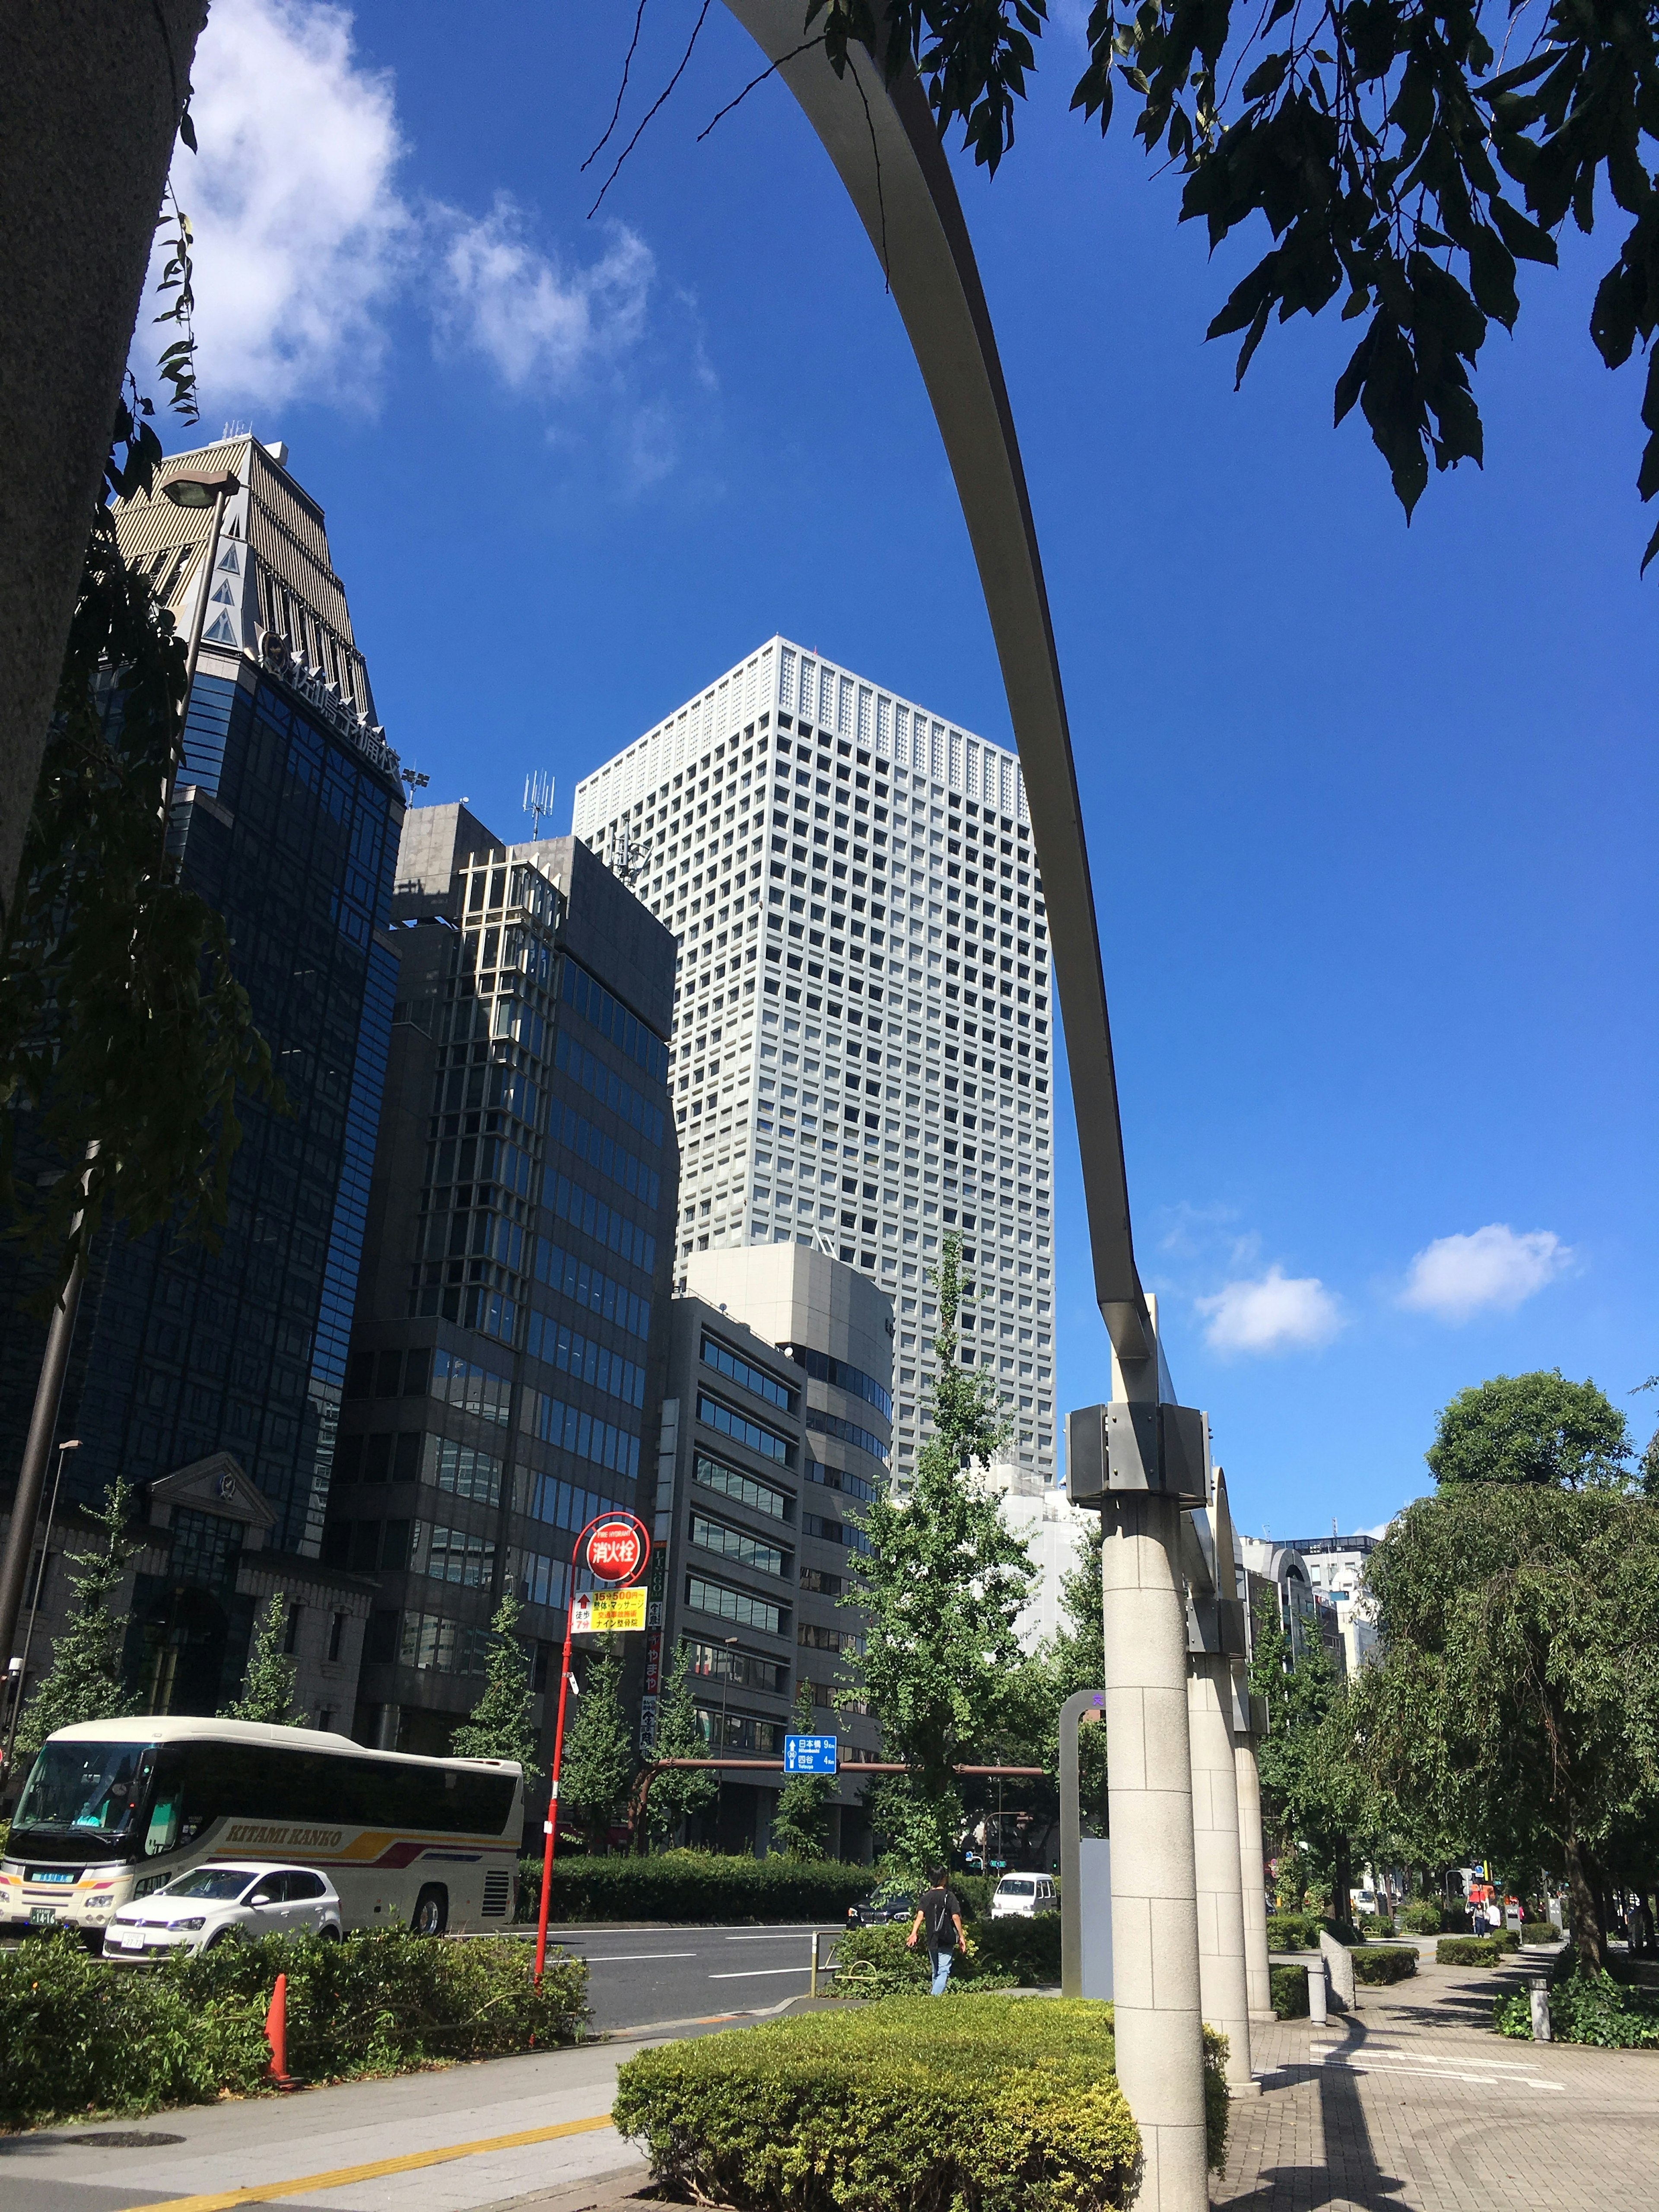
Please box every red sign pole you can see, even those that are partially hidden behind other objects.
[533,1511,650,1983]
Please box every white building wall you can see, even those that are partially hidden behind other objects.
[572,637,1056,1489]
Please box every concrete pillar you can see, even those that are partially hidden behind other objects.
[1102,1491,1208,2211]
[1189,1655,1254,2091]
[1234,1731,1275,2019]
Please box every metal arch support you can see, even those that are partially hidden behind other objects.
[721,5,1154,1379]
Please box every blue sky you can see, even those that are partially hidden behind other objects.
[165,0,1658,1536]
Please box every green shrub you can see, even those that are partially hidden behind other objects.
[1436,1935,1505,1966]
[1265,1913,1322,1951]
[1520,1917,1555,1942]
[1497,1961,1659,2047]
[976,1911,1062,1986]
[613,1995,1229,2208]
[1350,1945,1417,1986]
[831,1923,1012,1998]
[518,1848,872,1924]
[1399,1899,1443,1935]
[1357,1913,1394,1939]
[1271,1962,1311,2018]
[953,1873,995,1921]
[0,1927,586,2130]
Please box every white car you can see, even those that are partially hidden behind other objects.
[102,1862,342,1961]
[991,1873,1058,1920]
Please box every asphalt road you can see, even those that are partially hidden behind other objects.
[540,1920,848,2030]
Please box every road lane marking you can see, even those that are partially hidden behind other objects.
[1310,2044,1544,2076]
[724,1932,815,1941]
[580,1951,697,1962]
[707,1965,812,1979]
[1311,2056,1564,2092]
[109,2113,617,2212]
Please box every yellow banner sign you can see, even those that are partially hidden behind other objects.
[571,1588,647,1634]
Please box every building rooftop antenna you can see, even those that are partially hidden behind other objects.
[524,771,556,840]
[400,763,430,798]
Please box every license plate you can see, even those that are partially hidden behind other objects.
[29,1907,57,1926]
[106,1928,137,1947]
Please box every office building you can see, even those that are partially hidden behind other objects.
[571,637,1055,1489]
[0,434,402,1718]
[643,1243,890,1857]
[1236,1535,1343,1672]
[324,808,677,1761]
[1282,1530,1381,1672]
[985,1462,1096,1653]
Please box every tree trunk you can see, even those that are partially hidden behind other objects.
[1333,1834,1352,1926]
[0,0,211,929]
[1563,1835,1603,1967]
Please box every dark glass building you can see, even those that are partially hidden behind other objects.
[0,434,402,1723]
[326,809,678,1768]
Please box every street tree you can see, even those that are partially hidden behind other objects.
[771,1680,838,1859]
[9,1475,140,1779]
[643,1642,718,1849]
[219,1591,305,1726]
[558,1640,636,1854]
[1248,1588,1383,1917]
[451,1591,541,1778]
[1427,1370,1632,1490]
[815,0,1659,568]
[1345,1481,1659,1963]
[842,1230,1034,1872]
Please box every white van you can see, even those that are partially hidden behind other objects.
[991,1873,1057,1920]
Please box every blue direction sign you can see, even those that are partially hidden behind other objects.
[784,1733,838,1775]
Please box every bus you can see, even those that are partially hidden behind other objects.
[0,1719,523,1947]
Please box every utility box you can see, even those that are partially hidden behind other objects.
[1065,1402,1209,1508]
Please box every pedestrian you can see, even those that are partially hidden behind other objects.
[907,1865,965,1995]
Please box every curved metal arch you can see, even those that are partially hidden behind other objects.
[723,5,1156,1376]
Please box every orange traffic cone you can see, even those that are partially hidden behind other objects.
[264,1972,298,2091]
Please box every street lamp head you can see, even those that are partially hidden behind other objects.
[58,1438,80,1451]
[161,468,239,509]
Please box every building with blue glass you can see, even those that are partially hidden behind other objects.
[0,435,403,1726]
[326,807,678,1764]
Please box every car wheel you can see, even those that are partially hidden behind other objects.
[204,1928,243,1950]
[411,1885,448,1936]
[318,1923,342,1942]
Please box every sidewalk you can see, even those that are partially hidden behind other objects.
[1217,1952,1659,2209]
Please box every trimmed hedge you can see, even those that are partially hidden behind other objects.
[1436,1935,1506,1966]
[831,1914,1061,1998]
[1265,1913,1322,1952]
[1399,1899,1443,1936]
[0,1929,586,2130]
[1350,1945,1418,1987]
[613,1995,1231,2209]
[1271,1963,1311,2019]
[518,1849,873,1924]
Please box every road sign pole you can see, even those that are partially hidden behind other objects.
[533,1510,650,1984]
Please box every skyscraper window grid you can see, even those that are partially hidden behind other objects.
[572,638,1054,1488]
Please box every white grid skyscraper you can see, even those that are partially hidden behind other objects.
[571,637,1055,1487]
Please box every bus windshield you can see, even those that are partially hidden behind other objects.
[10,1741,159,1861]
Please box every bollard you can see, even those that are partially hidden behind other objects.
[1306,1961,1328,2026]
[810,1929,818,1999]
[1529,1975,1552,2043]
[264,1971,298,2091]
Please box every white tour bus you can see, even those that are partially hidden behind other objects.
[1,1718,523,1945]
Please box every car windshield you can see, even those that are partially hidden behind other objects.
[161,1867,260,1902]
[1000,1878,1036,1895]
[12,1741,156,1851]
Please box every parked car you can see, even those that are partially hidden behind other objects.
[847,1882,918,1929]
[991,1873,1057,1920]
[102,1862,342,1960]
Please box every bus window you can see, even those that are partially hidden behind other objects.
[13,1741,156,1854]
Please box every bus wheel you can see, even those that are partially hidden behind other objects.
[411,1885,448,1936]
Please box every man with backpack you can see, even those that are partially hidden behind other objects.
[907,1866,965,1994]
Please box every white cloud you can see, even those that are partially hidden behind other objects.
[432,197,653,392]
[1196,1266,1344,1356]
[174,1,658,427]
[1397,1224,1571,1323]
[182,0,412,409]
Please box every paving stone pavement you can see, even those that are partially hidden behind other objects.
[1215,1955,1659,2209]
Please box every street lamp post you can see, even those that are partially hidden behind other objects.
[0,464,239,1685]
[1,1439,79,1779]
